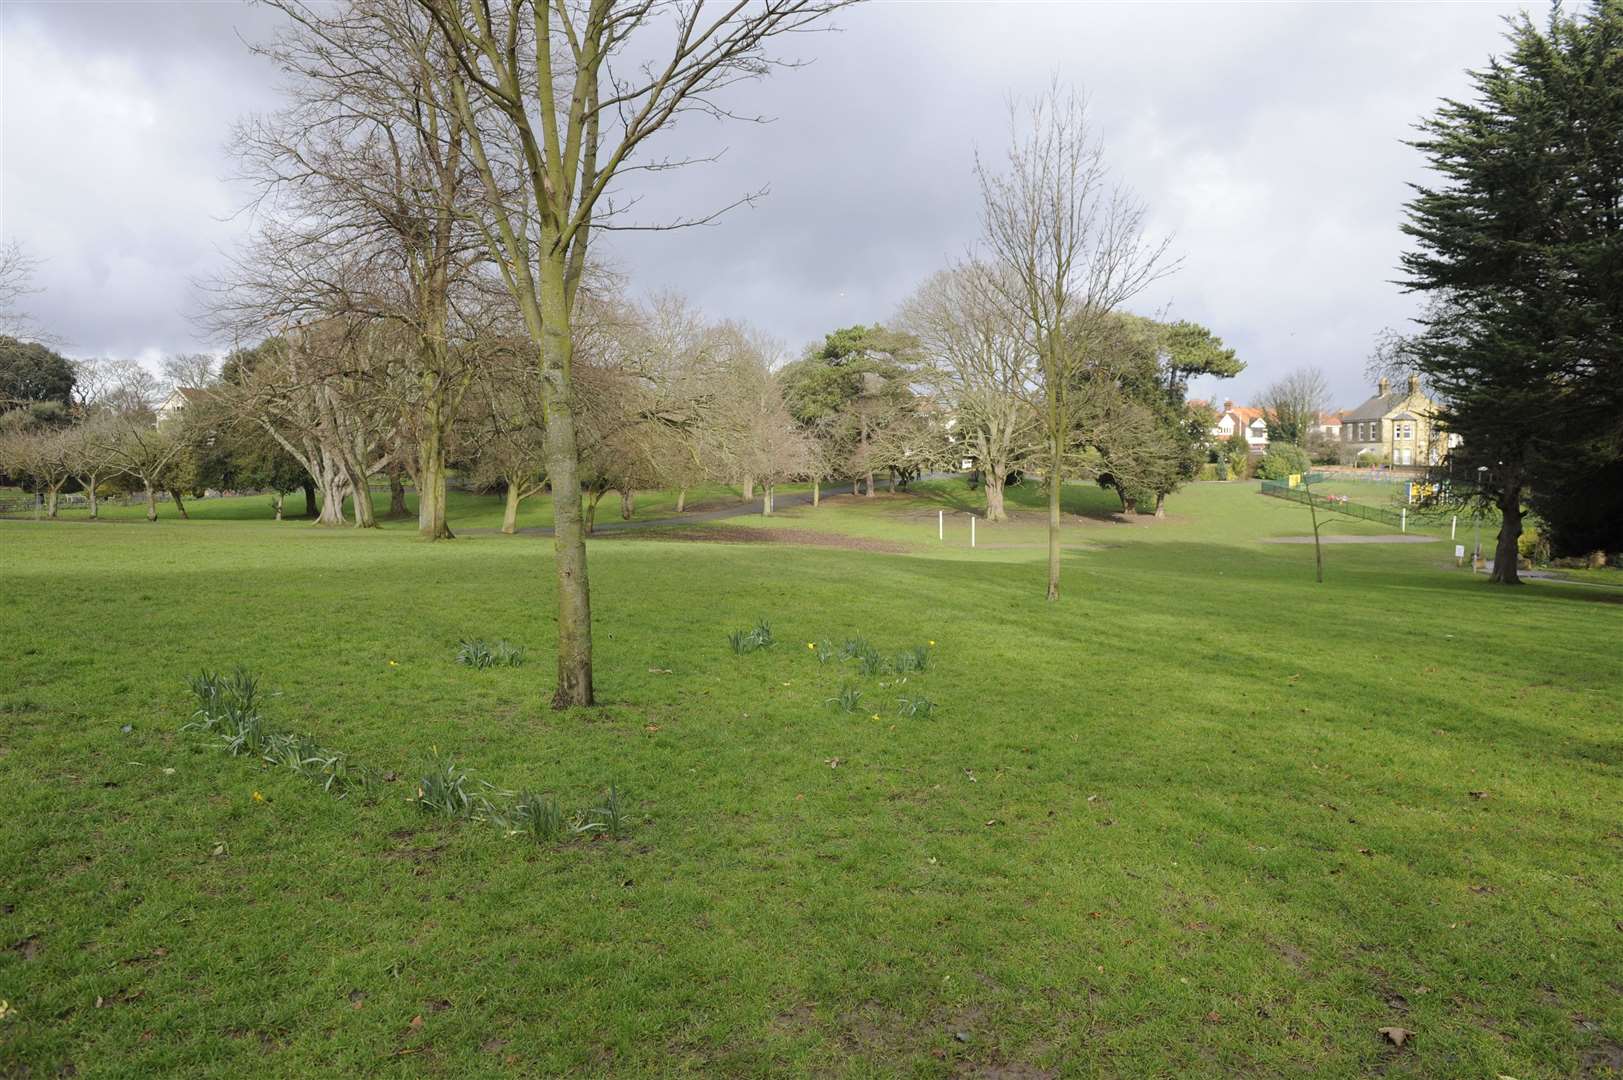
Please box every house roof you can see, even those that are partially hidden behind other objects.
[1342,392,1410,421]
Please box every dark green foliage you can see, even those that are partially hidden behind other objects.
[0,336,75,410]
[1400,2,1623,571]
[779,324,918,425]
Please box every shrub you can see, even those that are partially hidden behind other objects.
[1256,443,1312,480]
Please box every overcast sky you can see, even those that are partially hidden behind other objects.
[1,0,1529,409]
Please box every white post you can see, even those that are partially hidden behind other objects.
[1451,515,1457,540]
[971,516,976,548]
[1401,507,1407,533]
[938,509,943,542]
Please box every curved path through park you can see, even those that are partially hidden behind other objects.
[458,489,826,538]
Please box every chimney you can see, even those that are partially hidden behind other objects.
[1407,374,1421,395]
[1222,398,1234,412]
[1377,377,1390,397]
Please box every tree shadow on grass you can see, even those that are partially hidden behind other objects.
[907,477,1135,521]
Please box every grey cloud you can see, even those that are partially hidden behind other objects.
[2,0,1528,410]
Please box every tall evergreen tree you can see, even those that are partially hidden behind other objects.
[1400,1,1623,581]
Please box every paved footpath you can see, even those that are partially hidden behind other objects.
[458,490,827,538]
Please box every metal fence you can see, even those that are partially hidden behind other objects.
[1258,478,1413,528]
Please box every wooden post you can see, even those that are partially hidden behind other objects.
[938,510,944,541]
[1451,515,1457,540]
[971,516,976,548]
[1401,508,1407,533]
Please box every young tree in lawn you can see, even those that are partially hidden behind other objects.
[974,84,1173,600]
[468,368,550,535]
[59,416,121,519]
[99,421,193,522]
[0,426,72,516]
[416,0,850,707]
[1259,367,1330,449]
[1400,2,1623,584]
[898,264,1038,521]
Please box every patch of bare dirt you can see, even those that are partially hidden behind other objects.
[603,526,909,553]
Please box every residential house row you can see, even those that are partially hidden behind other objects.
[1204,375,1454,466]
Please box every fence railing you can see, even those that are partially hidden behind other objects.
[1259,478,1411,528]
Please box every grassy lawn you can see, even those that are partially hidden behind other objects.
[2,482,1619,1077]
[38,481,783,532]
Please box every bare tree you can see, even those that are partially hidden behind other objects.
[74,358,162,421]
[1259,366,1331,448]
[217,0,490,541]
[973,84,1174,599]
[417,0,852,706]
[898,264,1039,520]
[0,241,47,342]
[216,323,396,527]
[60,416,122,519]
[0,427,72,517]
[161,354,220,395]
[97,421,193,522]
[706,328,813,514]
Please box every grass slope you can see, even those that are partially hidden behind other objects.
[1,482,1619,1078]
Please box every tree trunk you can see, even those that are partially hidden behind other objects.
[86,482,98,519]
[763,484,774,515]
[302,478,318,518]
[1046,432,1062,601]
[501,479,521,535]
[168,488,189,519]
[272,491,284,521]
[676,487,687,513]
[619,487,635,521]
[347,466,377,529]
[812,478,820,507]
[1153,492,1167,519]
[866,469,876,497]
[985,469,1007,522]
[539,268,594,707]
[387,468,410,519]
[417,396,453,539]
[45,486,59,518]
[742,474,754,500]
[315,476,347,526]
[1490,482,1523,585]
[143,482,158,523]
[887,469,895,493]
[852,478,860,496]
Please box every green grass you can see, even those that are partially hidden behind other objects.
[39,480,778,531]
[1,482,1619,1077]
